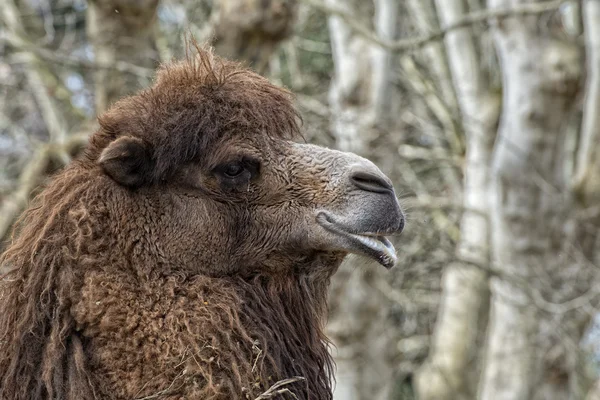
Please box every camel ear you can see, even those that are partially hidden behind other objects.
[99,136,153,187]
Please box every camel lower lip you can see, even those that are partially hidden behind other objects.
[316,212,398,269]
[345,233,397,268]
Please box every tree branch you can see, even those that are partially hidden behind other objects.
[2,0,71,160]
[2,33,155,78]
[0,133,89,242]
[302,0,574,51]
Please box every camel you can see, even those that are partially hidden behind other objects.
[0,47,405,400]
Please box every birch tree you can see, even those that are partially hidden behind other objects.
[480,1,582,399]
[404,0,458,114]
[415,0,499,398]
[324,0,400,398]
[566,1,600,398]
[575,0,600,211]
[87,0,159,113]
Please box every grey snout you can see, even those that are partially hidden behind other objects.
[348,164,404,234]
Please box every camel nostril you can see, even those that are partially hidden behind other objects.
[350,171,394,194]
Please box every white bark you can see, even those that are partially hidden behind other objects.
[405,0,458,113]
[415,1,498,398]
[402,0,463,194]
[480,2,581,398]
[325,1,399,399]
[326,0,398,154]
[370,0,398,122]
[574,0,600,200]
[570,4,600,398]
[328,268,397,400]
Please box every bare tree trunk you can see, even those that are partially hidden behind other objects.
[405,0,458,113]
[479,1,582,399]
[574,0,600,205]
[326,0,398,155]
[415,1,498,398]
[325,0,399,399]
[87,0,159,113]
[212,0,298,74]
[570,2,600,398]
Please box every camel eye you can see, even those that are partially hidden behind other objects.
[223,163,245,178]
[214,157,260,183]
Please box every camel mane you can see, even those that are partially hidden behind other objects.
[0,167,105,399]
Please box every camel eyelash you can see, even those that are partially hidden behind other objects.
[214,157,260,182]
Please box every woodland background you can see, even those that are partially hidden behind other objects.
[1,0,600,399]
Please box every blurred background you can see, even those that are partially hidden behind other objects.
[1,0,599,399]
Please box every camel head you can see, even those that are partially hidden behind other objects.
[92,49,405,277]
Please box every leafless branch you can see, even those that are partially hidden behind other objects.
[462,254,600,315]
[396,57,463,156]
[0,148,50,241]
[3,33,155,78]
[302,0,574,51]
[398,144,462,165]
[404,197,489,217]
[0,133,89,242]
[1,0,71,158]
[398,160,461,241]
[19,54,69,158]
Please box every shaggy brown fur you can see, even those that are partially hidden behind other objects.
[0,46,403,400]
